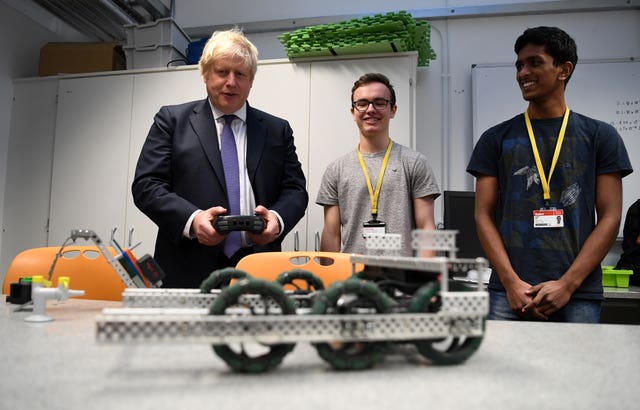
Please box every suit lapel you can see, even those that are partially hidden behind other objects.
[190,99,227,192]
[246,104,266,183]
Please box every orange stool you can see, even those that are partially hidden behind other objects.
[235,251,363,287]
[2,246,126,301]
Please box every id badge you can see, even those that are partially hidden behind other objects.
[533,208,564,228]
[363,220,386,237]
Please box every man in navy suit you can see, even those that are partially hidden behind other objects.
[132,28,308,288]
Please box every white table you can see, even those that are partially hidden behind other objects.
[1,299,638,410]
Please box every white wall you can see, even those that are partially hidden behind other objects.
[175,0,573,30]
[433,10,640,192]
[1,0,638,269]
[0,0,91,265]
[173,1,639,197]
[0,4,62,263]
[196,8,640,224]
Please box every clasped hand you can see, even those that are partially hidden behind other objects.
[507,278,572,320]
[522,280,572,319]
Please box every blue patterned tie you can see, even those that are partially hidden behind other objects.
[220,114,241,258]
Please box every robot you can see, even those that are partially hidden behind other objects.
[95,229,489,372]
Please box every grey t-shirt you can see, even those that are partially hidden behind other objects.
[316,142,440,256]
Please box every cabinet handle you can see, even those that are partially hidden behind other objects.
[294,231,299,251]
[315,231,320,252]
[128,227,142,251]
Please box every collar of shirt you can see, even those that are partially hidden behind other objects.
[209,100,247,127]
[208,100,248,162]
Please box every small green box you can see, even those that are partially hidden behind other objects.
[601,266,634,287]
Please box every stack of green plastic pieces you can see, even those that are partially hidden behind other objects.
[278,11,436,66]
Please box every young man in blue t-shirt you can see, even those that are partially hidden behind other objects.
[467,26,633,322]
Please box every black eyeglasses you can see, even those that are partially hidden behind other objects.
[352,98,390,112]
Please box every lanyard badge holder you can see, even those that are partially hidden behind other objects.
[363,216,387,237]
[526,108,569,229]
[533,208,564,228]
[359,140,393,238]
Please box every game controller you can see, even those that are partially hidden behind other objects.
[213,215,266,235]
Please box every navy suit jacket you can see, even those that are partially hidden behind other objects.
[132,99,308,288]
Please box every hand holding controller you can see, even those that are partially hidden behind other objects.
[213,215,266,235]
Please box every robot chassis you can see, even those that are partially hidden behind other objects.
[96,230,489,372]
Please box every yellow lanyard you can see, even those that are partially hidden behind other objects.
[524,107,570,203]
[357,139,393,219]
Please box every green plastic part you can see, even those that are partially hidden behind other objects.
[278,11,437,66]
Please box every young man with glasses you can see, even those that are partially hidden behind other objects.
[316,72,440,256]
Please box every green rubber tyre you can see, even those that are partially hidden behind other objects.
[410,281,485,365]
[312,278,393,370]
[352,269,372,280]
[199,267,249,293]
[276,269,325,293]
[209,278,297,373]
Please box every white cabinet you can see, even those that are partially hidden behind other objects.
[48,74,134,247]
[246,60,311,251]
[4,53,418,273]
[127,68,206,257]
[0,78,58,277]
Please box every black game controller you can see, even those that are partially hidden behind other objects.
[213,215,266,235]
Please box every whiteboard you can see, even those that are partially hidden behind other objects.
[472,59,640,237]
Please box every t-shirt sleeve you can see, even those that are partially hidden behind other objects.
[596,121,633,178]
[467,126,502,178]
[411,152,441,199]
[315,161,340,206]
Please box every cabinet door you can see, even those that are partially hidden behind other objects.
[48,75,134,247]
[306,54,417,250]
[127,68,206,256]
[248,61,311,251]
[0,78,58,277]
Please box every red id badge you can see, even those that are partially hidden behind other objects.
[533,209,564,228]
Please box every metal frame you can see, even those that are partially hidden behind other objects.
[97,303,487,345]
[96,230,489,349]
[70,229,138,288]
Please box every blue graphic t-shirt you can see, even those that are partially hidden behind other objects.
[467,111,633,299]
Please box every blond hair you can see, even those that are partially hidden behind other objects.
[198,27,258,78]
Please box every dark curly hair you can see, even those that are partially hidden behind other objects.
[514,26,578,86]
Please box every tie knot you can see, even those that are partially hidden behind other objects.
[222,114,236,125]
